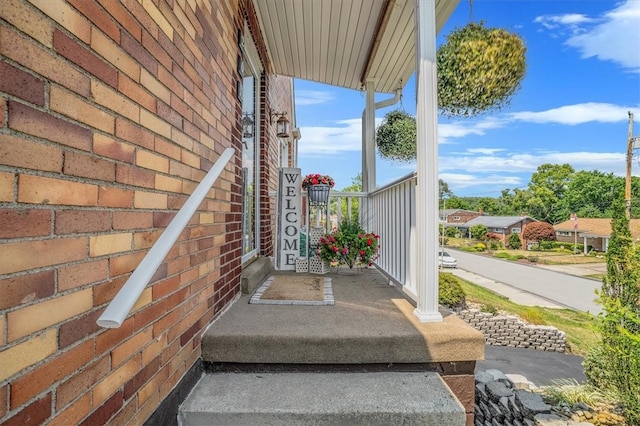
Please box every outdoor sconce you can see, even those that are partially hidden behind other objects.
[242,113,254,138]
[271,111,290,138]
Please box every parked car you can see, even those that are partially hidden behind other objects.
[438,250,457,268]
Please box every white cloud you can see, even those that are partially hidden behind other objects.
[295,90,334,106]
[298,119,362,155]
[510,103,638,125]
[536,1,640,72]
[439,173,523,190]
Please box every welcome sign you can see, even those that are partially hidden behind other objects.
[276,168,301,270]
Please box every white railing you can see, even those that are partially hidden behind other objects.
[97,148,235,328]
[369,173,418,298]
[318,175,418,300]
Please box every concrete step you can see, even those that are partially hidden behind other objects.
[178,371,465,426]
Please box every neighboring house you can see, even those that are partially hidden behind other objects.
[554,218,640,253]
[459,216,538,246]
[440,208,484,225]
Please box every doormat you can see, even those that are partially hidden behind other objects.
[249,275,334,306]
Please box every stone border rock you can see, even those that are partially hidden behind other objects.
[457,309,567,353]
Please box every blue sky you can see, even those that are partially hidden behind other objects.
[293,0,640,197]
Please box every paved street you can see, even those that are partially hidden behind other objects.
[446,248,602,314]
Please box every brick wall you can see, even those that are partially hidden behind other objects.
[0,1,287,424]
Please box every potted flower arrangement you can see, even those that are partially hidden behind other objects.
[301,173,335,204]
[317,220,380,269]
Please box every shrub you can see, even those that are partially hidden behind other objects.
[470,224,488,240]
[523,222,556,243]
[508,232,522,249]
[445,227,461,238]
[475,242,486,251]
[438,273,466,309]
[520,307,546,325]
[481,304,498,315]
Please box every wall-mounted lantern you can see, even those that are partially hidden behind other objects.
[271,111,290,138]
[242,113,254,138]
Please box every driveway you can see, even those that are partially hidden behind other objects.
[447,248,602,314]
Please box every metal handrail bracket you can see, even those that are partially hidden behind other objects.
[97,147,235,328]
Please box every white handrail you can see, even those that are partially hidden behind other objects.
[97,147,235,328]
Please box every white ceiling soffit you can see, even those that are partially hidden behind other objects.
[252,0,460,94]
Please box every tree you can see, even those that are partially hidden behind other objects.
[564,170,623,218]
[526,163,574,223]
[508,232,522,249]
[522,222,556,243]
[339,174,362,224]
[584,200,640,423]
[469,224,487,241]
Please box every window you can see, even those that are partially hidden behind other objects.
[556,231,571,237]
[511,227,521,234]
[492,228,504,233]
[453,216,461,221]
[240,28,263,263]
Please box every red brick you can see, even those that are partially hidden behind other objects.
[142,28,173,70]
[124,356,160,399]
[59,309,102,348]
[93,275,128,309]
[117,74,156,113]
[98,186,134,208]
[53,28,117,88]
[7,101,92,151]
[93,133,135,163]
[0,61,44,106]
[11,340,94,408]
[3,393,51,426]
[115,163,155,188]
[68,0,120,42]
[115,118,155,150]
[55,210,111,234]
[121,30,157,75]
[113,211,153,230]
[0,270,55,310]
[58,259,108,292]
[109,251,145,278]
[96,316,134,355]
[48,392,91,426]
[0,133,63,172]
[79,389,123,426]
[0,237,87,275]
[63,151,116,182]
[0,384,7,419]
[0,98,5,127]
[97,0,142,41]
[57,356,110,409]
[0,208,51,239]
[133,299,167,331]
[0,26,90,97]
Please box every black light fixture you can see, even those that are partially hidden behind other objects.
[242,113,254,138]
[271,111,290,138]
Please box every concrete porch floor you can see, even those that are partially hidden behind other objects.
[200,267,485,423]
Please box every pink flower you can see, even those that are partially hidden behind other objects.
[359,250,365,256]
[342,247,348,254]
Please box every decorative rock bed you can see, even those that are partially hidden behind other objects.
[475,370,626,426]
[457,309,567,353]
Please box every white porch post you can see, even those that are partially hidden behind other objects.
[363,79,376,194]
[414,0,442,322]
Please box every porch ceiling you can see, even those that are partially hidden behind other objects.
[252,0,459,93]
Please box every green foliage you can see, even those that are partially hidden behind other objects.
[339,174,362,223]
[494,251,523,261]
[438,273,466,309]
[445,227,461,238]
[522,222,556,243]
[481,304,498,315]
[586,199,640,424]
[508,232,522,249]
[469,224,488,240]
[520,307,546,325]
[437,22,526,117]
[375,110,417,162]
[318,219,379,268]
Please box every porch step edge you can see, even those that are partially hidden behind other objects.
[241,257,272,294]
[178,371,465,426]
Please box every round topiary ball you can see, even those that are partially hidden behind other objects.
[437,21,527,117]
[375,110,417,162]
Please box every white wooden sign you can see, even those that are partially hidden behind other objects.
[276,168,301,270]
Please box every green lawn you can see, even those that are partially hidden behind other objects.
[454,276,601,357]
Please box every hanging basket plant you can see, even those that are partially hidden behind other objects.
[375,110,416,163]
[437,21,527,117]
[376,21,526,162]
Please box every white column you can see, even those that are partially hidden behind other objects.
[364,79,376,194]
[414,0,442,322]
